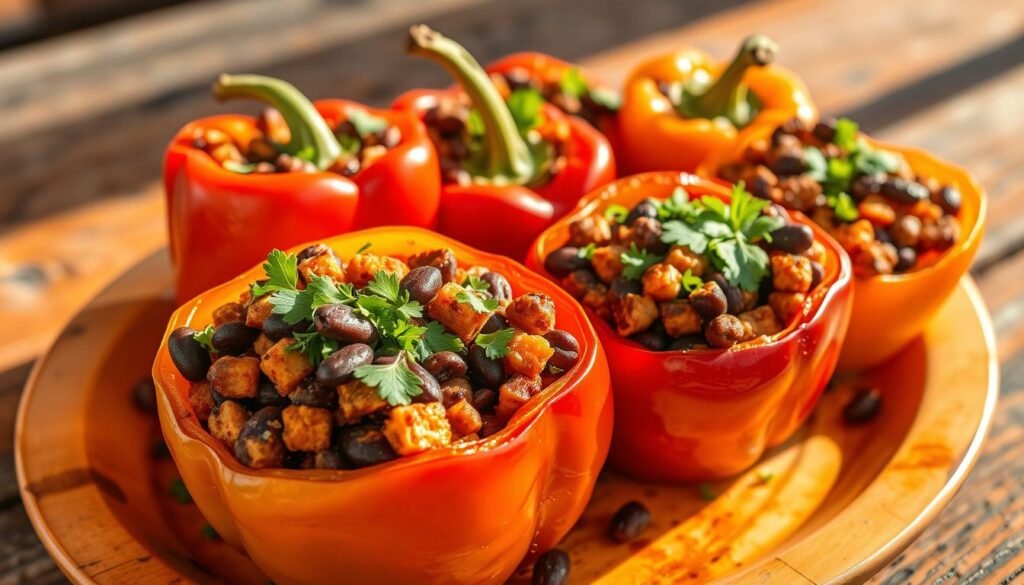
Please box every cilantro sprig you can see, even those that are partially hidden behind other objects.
[192,324,215,352]
[620,244,664,280]
[475,328,515,359]
[456,289,500,313]
[353,351,423,406]
[251,249,299,297]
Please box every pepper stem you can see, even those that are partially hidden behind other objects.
[677,35,777,128]
[407,25,534,184]
[212,74,341,171]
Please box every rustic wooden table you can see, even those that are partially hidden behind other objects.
[1,0,1022,582]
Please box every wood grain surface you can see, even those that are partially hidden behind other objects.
[2,0,1023,582]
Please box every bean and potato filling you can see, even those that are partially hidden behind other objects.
[545,185,828,351]
[492,66,620,129]
[192,107,401,176]
[718,116,962,277]
[422,81,570,186]
[168,243,580,470]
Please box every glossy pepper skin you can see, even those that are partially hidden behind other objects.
[527,173,852,481]
[618,37,815,175]
[393,26,615,259]
[164,88,441,302]
[153,227,613,585]
[699,127,986,371]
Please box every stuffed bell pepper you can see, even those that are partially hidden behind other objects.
[164,75,441,301]
[393,25,616,258]
[153,227,612,585]
[618,35,815,174]
[527,172,852,481]
[700,116,985,370]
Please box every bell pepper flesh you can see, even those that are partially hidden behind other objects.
[527,172,853,481]
[153,227,613,585]
[163,100,441,303]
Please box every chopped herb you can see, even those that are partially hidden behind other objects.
[620,244,665,280]
[288,330,340,366]
[680,269,703,293]
[353,351,423,406]
[657,187,696,221]
[559,67,588,100]
[420,321,465,356]
[698,483,717,502]
[832,118,860,152]
[589,87,621,111]
[827,192,860,222]
[547,364,564,375]
[169,478,192,504]
[604,203,630,223]
[347,109,388,139]
[464,274,490,292]
[456,289,500,313]
[270,274,356,325]
[355,241,373,255]
[223,160,257,174]
[466,110,485,137]
[364,270,402,302]
[192,325,215,352]
[201,523,219,541]
[251,249,298,297]
[577,242,597,260]
[475,327,515,359]
[803,146,827,182]
[506,89,544,133]
[663,220,709,254]
[853,146,901,176]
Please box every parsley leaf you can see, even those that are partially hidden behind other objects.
[681,269,703,293]
[353,352,423,406]
[421,321,465,355]
[288,330,340,366]
[269,289,313,325]
[827,192,860,222]
[853,146,901,176]
[589,88,621,111]
[464,274,490,292]
[832,118,860,151]
[475,328,515,359]
[364,270,401,302]
[712,238,769,292]
[223,160,256,174]
[507,89,544,133]
[662,220,709,254]
[251,249,298,297]
[456,289,500,313]
[657,187,696,221]
[192,325,215,352]
[560,68,588,99]
[620,244,665,280]
[803,146,827,182]
[577,243,596,260]
[604,203,630,223]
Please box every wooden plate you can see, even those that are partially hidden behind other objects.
[15,249,998,585]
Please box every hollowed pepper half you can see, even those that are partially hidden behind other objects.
[617,36,816,174]
[527,172,852,481]
[393,26,616,259]
[153,227,613,585]
[164,75,441,302]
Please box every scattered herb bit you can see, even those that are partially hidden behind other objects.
[192,324,216,352]
[698,483,717,502]
[507,89,544,133]
[355,241,373,255]
[680,269,703,293]
[803,146,827,182]
[577,242,597,260]
[475,327,515,359]
[757,470,775,485]
[353,351,423,406]
[559,67,588,100]
[547,364,564,375]
[347,109,388,139]
[201,523,219,541]
[169,478,192,504]
[832,118,860,151]
[223,160,257,174]
[456,289,500,313]
[826,192,860,222]
[464,274,490,292]
[589,87,621,111]
[251,249,298,297]
[620,244,665,280]
[604,203,630,223]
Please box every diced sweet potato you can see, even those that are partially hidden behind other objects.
[769,292,807,323]
[382,403,453,456]
[207,356,260,398]
[213,302,245,326]
[446,399,483,437]
[612,293,658,337]
[208,400,249,445]
[660,300,702,337]
[591,245,625,283]
[408,248,457,283]
[771,253,813,293]
[665,245,709,276]
[496,376,542,422]
[503,332,554,378]
[260,338,313,394]
[337,380,388,423]
[504,293,556,335]
[345,253,409,287]
[568,214,612,247]
[245,295,275,329]
[189,380,215,421]
[738,305,783,339]
[427,282,492,343]
[253,333,274,356]
[642,263,682,302]
[298,252,345,283]
[281,405,333,452]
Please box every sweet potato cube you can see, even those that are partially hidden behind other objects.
[189,380,215,421]
[208,400,249,445]
[336,380,388,423]
[382,403,452,456]
[503,332,554,378]
[260,338,313,394]
[496,376,542,422]
[427,282,492,343]
[446,399,483,438]
[207,356,260,399]
[281,405,333,452]
[245,295,275,329]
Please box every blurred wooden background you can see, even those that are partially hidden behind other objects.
[2,0,1024,582]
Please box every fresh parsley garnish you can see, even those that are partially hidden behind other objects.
[355,241,373,255]
[577,243,596,260]
[353,351,423,406]
[192,324,215,352]
[251,249,298,297]
[288,330,340,366]
[827,192,860,222]
[223,160,257,174]
[456,289,500,313]
[506,89,544,133]
[656,187,697,221]
[832,117,860,151]
[620,244,665,280]
[421,321,465,356]
[474,328,515,359]
[466,110,485,137]
[270,274,356,325]
[604,204,630,223]
[681,269,703,293]
[464,274,490,292]
[560,68,588,100]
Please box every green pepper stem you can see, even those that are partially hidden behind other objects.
[212,74,341,171]
[406,25,534,184]
[678,35,777,128]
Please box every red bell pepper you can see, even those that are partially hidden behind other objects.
[527,172,853,481]
[393,26,615,259]
[164,74,441,302]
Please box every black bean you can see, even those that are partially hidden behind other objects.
[544,246,589,278]
[471,388,497,412]
[670,336,709,350]
[843,388,882,424]
[709,273,744,315]
[256,377,290,407]
[810,261,825,289]
[262,314,294,341]
[932,185,962,215]
[468,345,505,389]
[880,178,929,204]
[608,501,651,543]
[895,247,917,273]
[314,304,379,344]
[811,118,837,143]
[689,281,728,321]
[408,361,442,403]
[481,313,509,335]
[400,266,443,306]
[532,549,570,585]
[314,449,347,470]
[874,227,892,245]
[544,330,580,371]
[851,175,883,200]
[609,277,642,300]
[481,271,513,301]
[705,314,746,348]
[297,243,333,262]
[630,328,669,351]
[132,377,157,414]
[626,199,659,226]
[769,153,804,176]
[168,327,211,382]
[423,351,468,382]
[338,425,398,468]
[211,321,261,356]
[290,379,339,409]
[317,343,374,386]
[629,217,666,253]
[768,224,814,254]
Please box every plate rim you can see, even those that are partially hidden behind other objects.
[14,250,1000,585]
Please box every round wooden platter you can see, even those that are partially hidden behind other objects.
[15,249,998,585]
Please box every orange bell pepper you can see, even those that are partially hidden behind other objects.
[153,227,613,585]
[527,172,852,481]
[698,125,986,371]
[618,36,815,174]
